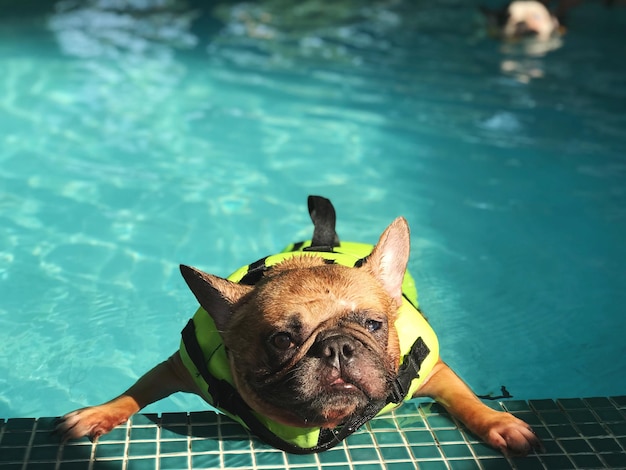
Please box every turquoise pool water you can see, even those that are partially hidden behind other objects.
[0,1,625,421]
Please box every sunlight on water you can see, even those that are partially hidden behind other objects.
[0,0,625,419]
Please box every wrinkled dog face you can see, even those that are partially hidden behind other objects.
[180,218,410,428]
[226,260,401,427]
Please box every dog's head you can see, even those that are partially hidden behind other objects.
[180,217,410,428]
[483,1,561,40]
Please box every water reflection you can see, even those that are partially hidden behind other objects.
[498,36,563,83]
[209,0,404,67]
[48,0,198,59]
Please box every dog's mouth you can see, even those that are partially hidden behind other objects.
[329,377,357,390]
[323,374,369,402]
[245,326,394,427]
[271,376,372,427]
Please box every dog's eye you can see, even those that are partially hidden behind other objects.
[365,319,383,332]
[271,332,294,350]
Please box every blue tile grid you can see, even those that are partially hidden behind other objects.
[1,396,625,469]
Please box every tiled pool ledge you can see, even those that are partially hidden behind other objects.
[1,397,625,470]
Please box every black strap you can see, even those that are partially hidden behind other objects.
[387,337,431,405]
[307,195,340,251]
[182,319,430,453]
[238,196,340,285]
[182,320,230,407]
[238,257,269,286]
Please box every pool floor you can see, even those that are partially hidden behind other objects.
[1,397,625,469]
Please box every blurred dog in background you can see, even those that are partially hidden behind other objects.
[481,1,564,40]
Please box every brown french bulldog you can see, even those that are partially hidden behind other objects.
[56,196,541,457]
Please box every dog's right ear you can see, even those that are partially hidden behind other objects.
[180,265,253,332]
[363,217,411,307]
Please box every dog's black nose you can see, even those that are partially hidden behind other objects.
[316,335,357,369]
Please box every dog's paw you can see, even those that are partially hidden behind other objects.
[481,411,543,457]
[55,406,129,442]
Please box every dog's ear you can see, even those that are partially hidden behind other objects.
[363,217,410,306]
[180,265,253,332]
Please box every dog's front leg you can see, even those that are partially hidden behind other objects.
[414,359,542,457]
[56,351,199,441]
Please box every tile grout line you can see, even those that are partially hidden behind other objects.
[557,399,608,469]
[448,410,490,470]
[55,434,63,470]
[122,416,132,470]
[312,445,322,470]
[340,431,357,470]
[367,419,394,469]
[187,412,193,470]
[418,405,452,470]
[608,396,626,456]
[19,419,37,470]
[248,432,258,470]
[582,398,624,468]
[528,400,576,469]
[155,413,162,470]
[390,407,421,468]
[279,439,291,470]
[217,412,226,470]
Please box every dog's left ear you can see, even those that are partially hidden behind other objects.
[364,217,410,306]
[180,265,253,332]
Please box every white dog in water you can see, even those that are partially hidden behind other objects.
[483,1,562,40]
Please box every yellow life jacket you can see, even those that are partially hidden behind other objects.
[179,240,439,454]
